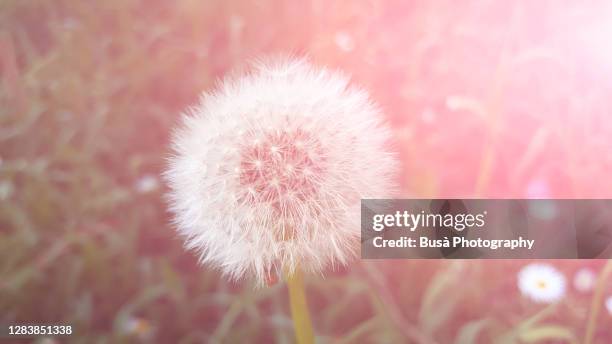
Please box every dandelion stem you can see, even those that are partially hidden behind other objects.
[584,260,612,344]
[286,268,315,344]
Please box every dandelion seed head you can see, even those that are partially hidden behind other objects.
[164,57,397,285]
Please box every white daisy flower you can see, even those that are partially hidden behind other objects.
[606,296,612,315]
[518,263,566,303]
[164,58,397,286]
[573,268,596,293]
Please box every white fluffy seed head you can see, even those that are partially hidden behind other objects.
[164,57,397,286]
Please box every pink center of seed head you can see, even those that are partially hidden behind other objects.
[238,129,326,218]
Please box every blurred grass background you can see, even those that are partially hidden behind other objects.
[1,0,612,343]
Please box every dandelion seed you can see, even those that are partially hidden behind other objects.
[164,58,397,285]
[518,263,566,303]
[573,268,596,293]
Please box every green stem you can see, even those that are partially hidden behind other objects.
[584,260,612,344]
[286,269,314,344]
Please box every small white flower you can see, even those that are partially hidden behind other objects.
[518,263,566,303]
[135,175,159,194]
[164,58,397,285]
[605,296,612,315]
[573,268,596,293]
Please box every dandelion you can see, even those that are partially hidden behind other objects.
[573,268,596,293]
[164,57,396,284]
[164,57,396,343]
[518,263,566,303]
